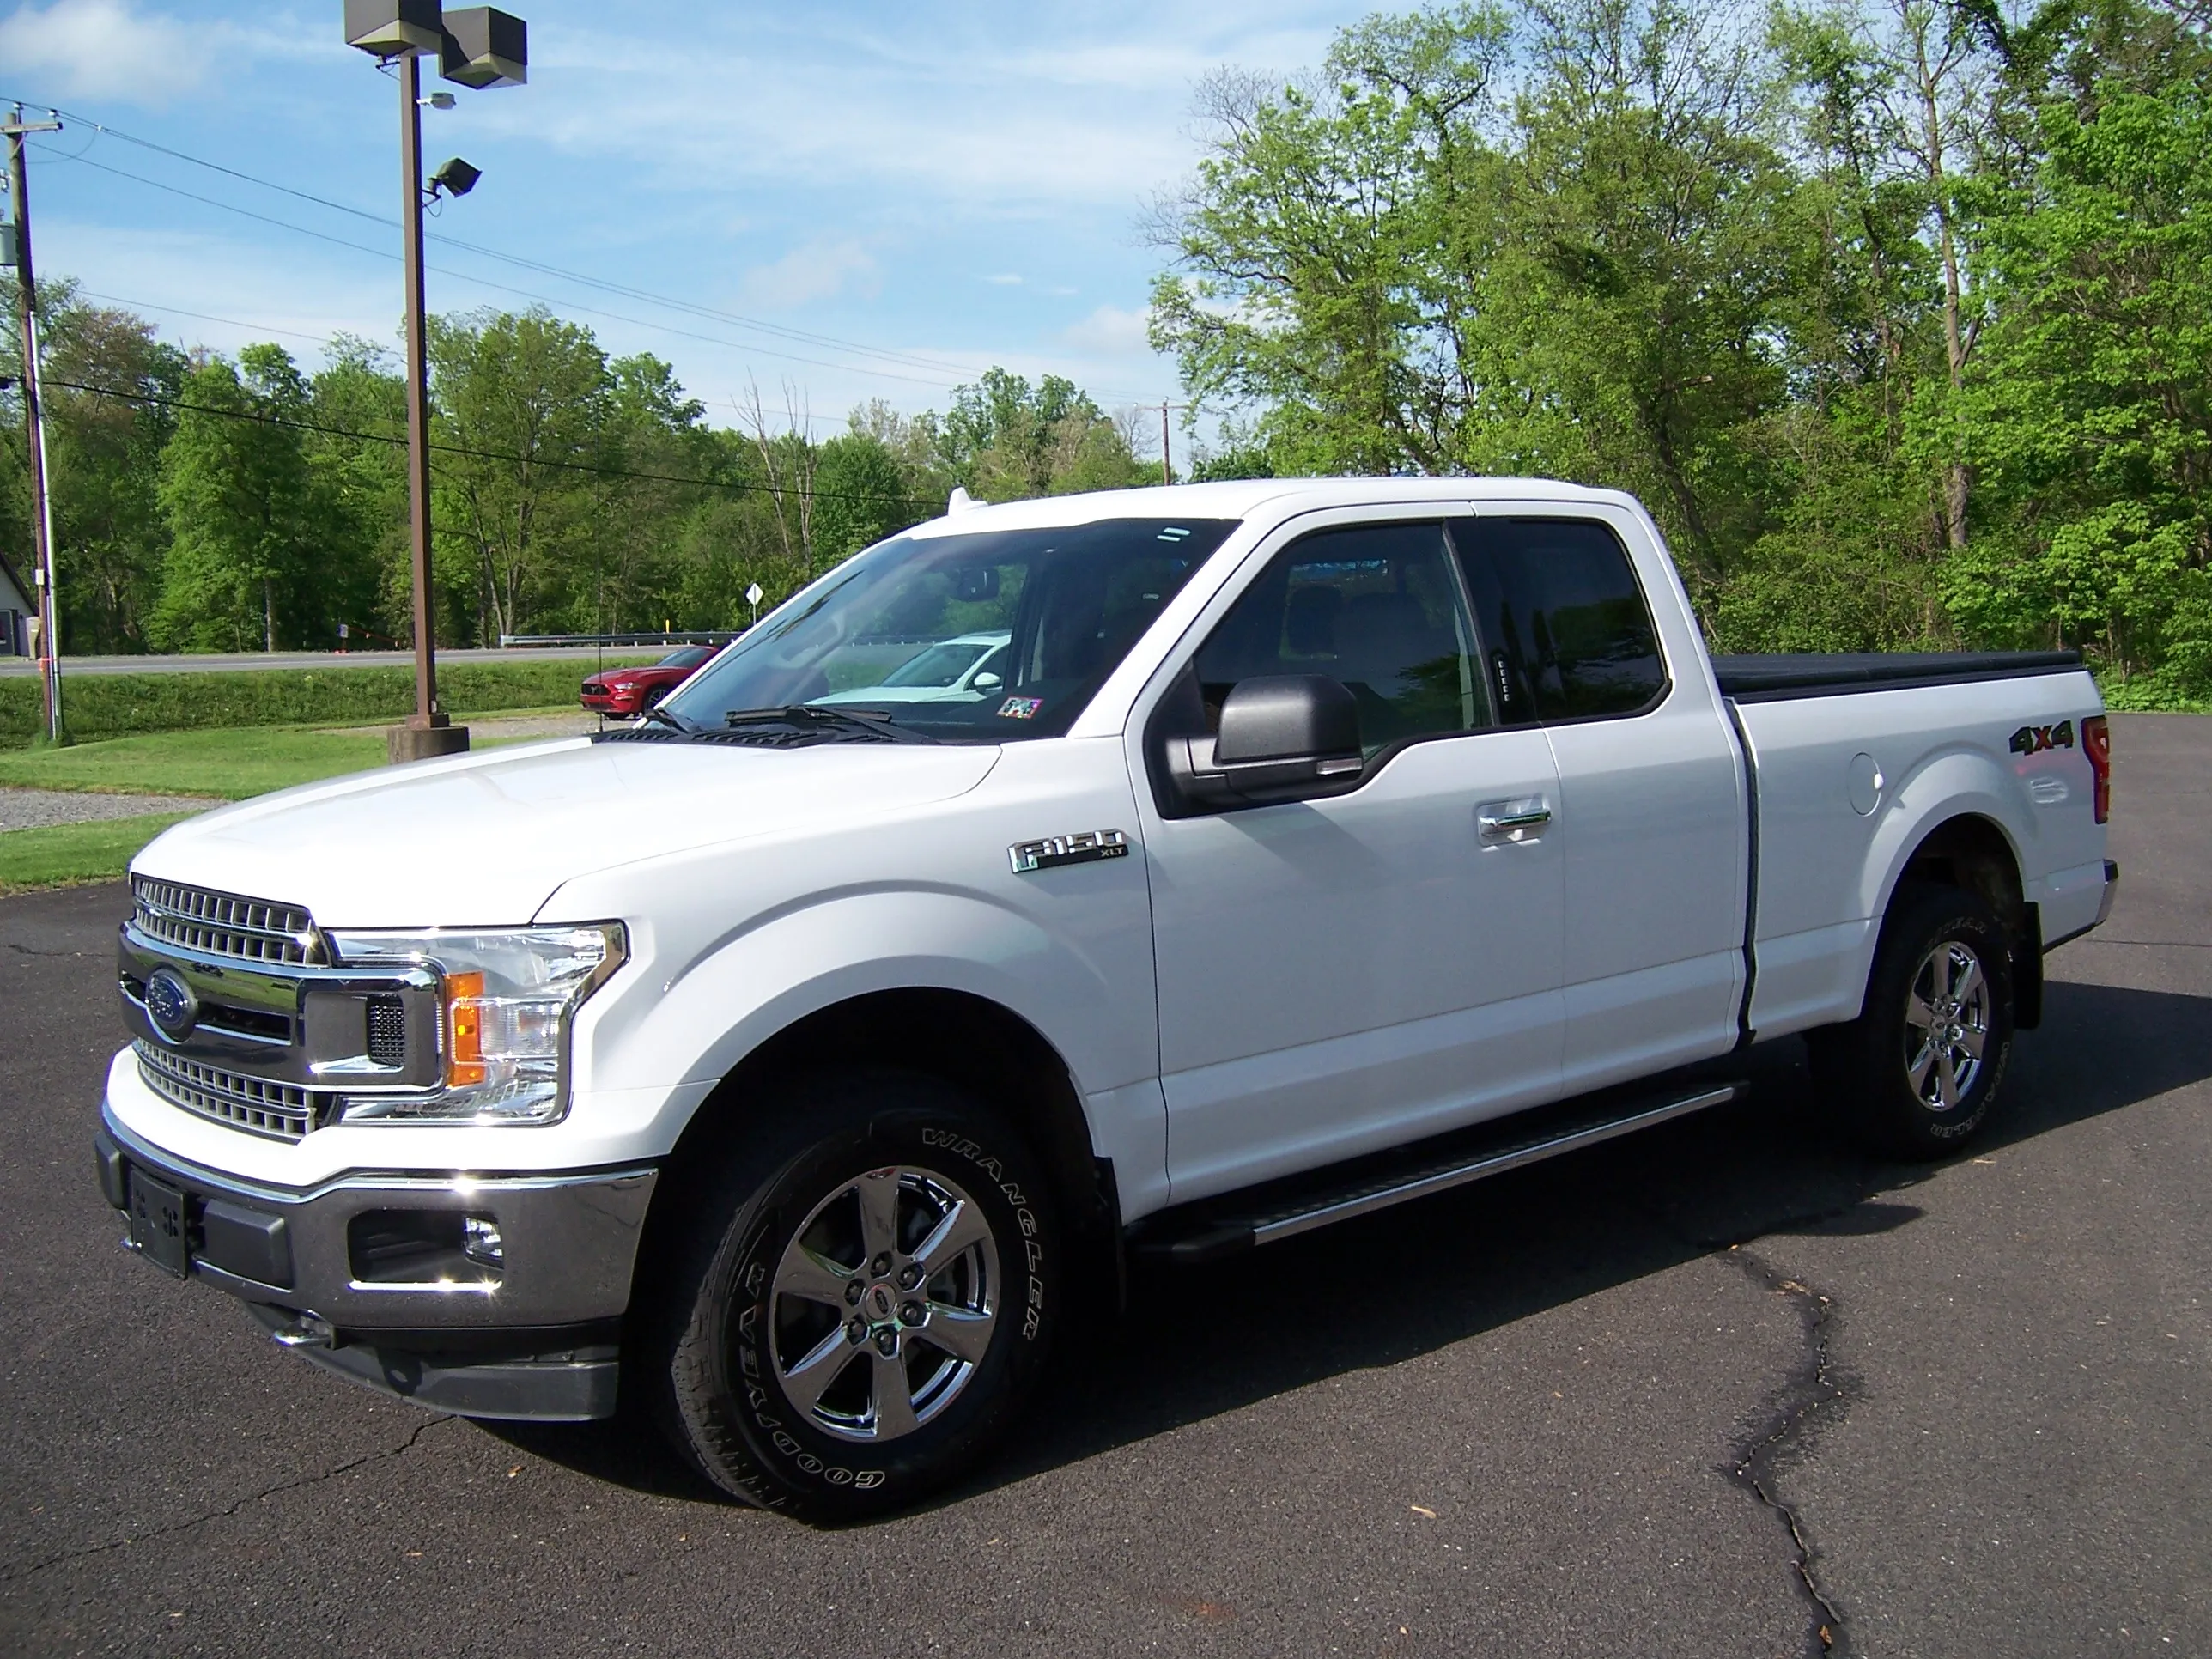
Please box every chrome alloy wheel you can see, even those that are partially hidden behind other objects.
[1903,939,1990,1112]
[769,1165,1000,1443]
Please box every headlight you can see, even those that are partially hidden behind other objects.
[325,924,626,1125]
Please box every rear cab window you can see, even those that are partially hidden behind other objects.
[1454,518,1668,723]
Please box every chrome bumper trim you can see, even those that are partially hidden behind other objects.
[97,1108,658,1334]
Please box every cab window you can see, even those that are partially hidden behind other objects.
[1194,522,1487,752]
[1457,519,1666,721]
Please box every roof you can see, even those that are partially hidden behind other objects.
[0,546,31,614]
[909,476,1638,538]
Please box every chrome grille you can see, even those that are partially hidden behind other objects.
[135,1042,322,1141]
[131,878,321,965]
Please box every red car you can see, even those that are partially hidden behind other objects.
[580,645,716,718]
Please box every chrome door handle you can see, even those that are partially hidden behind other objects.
[1478,799,1553,839]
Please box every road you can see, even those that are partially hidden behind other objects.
[2,714,2205,1657]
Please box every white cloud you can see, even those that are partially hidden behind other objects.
[0,0,308,106]
[1061,303,1152,356]
[738,238,879,311]
[985,273,1023,286]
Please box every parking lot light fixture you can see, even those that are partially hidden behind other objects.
[429,156,482,199]
[343,3,529,764]
[440,8,529,88]
[343,0,445,58]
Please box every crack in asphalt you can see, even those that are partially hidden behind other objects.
[0,1414,454,1585]
[1720,1243,1854,1658]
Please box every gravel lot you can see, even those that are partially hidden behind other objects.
[0,789,216,832]
[1,714,2204,1658]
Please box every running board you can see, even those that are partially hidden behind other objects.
[1131,1082,1745,1265]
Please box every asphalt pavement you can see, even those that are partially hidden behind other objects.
[2,714,2205,1657]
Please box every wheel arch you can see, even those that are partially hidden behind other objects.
[1875,810,2041,1029]
[635,987,1121,1314]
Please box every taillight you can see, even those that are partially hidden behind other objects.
[2083,714,2111,823]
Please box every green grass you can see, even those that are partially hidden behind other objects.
[0,813,196,896]
[0,727,388,800]
[0,657,652,746]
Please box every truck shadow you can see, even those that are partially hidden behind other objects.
[488,976,2212,1512]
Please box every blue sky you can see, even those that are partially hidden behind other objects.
[0,0,1364,453]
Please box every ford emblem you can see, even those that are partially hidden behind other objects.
[143,968,199,1042]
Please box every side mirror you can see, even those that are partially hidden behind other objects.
[1164,675,1363,810]
[971,671,1002,691]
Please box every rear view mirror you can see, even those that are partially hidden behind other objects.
[955,567,1000,602]
[1164,675,1363,811]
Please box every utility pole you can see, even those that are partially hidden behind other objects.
[1157,401,1194,487]
[5,105,64,744]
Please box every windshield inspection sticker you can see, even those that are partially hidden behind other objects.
[998,696,1044,720]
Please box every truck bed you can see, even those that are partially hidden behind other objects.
[1712,650,2084,702]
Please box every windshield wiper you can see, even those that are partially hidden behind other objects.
[637,702,696,736]
[723,705,939,744]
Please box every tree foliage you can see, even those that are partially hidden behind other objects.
[1,294,1152,653]
[1152,0,2212,697]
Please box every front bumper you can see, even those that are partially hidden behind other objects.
[95,1109,658,1420]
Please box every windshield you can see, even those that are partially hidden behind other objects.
[660,646,714,668]
[665,519,1237,741]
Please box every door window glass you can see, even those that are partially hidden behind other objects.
[1194,522,1486,752]
[1459,519,1666,721]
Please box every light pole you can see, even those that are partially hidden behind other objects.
[344,3,526,764]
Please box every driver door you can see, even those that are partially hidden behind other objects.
[1135,511,1566,1204]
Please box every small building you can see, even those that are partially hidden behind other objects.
[0,550,30,656]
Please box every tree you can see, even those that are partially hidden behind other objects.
[1954,59,2212,692]
[428,307,618,643]
[152,346,324,652]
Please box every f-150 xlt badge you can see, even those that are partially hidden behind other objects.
[2009,720,2075,756]
[1009,829,1130,875]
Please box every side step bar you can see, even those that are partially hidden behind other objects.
[1132,1082,1744,1265]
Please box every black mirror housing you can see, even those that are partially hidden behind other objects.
[1164,674,1364,811]
[1215,674,1360,764]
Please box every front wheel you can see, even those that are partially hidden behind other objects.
[643,1071,1059,1520]
[1809,884,2016,1158]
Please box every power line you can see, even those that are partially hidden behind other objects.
[34,143,976,392]
[46,375,947,513]
[6,93,1190,408]
[64,286,858,434]
[13,99,1011,384]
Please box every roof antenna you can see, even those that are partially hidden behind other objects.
[947,487,983,514]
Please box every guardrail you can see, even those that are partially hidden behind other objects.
[498,631,745,649]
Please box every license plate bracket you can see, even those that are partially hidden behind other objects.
[127,1167,191,1278]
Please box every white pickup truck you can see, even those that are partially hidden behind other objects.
[96,478,2117,1517]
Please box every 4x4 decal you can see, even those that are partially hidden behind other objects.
[2009,720,2075,756]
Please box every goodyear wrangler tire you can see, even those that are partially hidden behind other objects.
[649,1070,1059,1520]
[1809,884,2015,1160]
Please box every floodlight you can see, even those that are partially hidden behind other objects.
[440,8,528,88]
[343,0,445,58]
[430,157,482,198]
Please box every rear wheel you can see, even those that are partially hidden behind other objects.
[641,1070,1059,1520]
[1810,884,2016,1158]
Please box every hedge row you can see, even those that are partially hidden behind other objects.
[0,658,653,746]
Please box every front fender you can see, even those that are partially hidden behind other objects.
[635,884,1142,1096]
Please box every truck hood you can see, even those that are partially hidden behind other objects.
[131,737,1003,927]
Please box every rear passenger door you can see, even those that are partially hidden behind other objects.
[1456,512,1747,1092]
